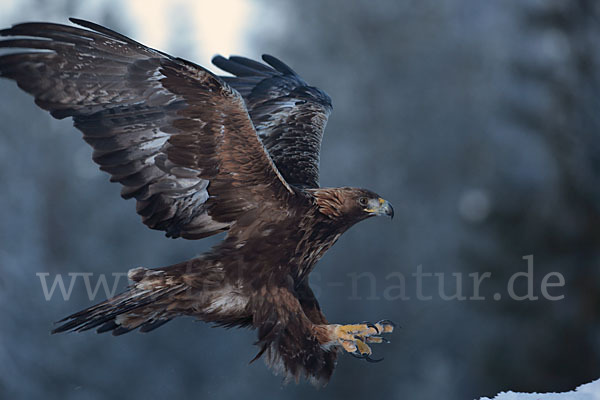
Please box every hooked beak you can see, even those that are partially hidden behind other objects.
[366,198,394,219]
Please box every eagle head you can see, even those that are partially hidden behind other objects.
[310,187,394,223]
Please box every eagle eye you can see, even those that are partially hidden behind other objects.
[358,197,369,207]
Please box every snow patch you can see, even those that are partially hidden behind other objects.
[479,378,600,400]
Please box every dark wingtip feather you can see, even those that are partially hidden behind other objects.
[68,17,88,26]
[0,22,25,37]
[212,54,270,77]
[51,319,80,334]
[112,326,134,336]
[211,54,226,64]
[262,54,297,76]
[139,318,172,333]
[69,17,166,56]
[229,55,274,72]
[68,17,136,44]
[211,55,229,73]
[68,17,112,34]
[96,320,119,333]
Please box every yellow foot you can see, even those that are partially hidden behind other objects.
[330,320,395,362]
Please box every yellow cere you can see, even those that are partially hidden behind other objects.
[365,198,385,213]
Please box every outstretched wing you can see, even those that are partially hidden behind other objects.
[0,19,293,239]
[212,54,332,189]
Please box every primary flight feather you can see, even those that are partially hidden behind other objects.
[0,18,394,385]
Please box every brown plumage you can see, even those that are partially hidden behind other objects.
[0,19,395,385]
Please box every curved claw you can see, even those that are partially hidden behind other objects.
[380,337,390,344]
[365,355,384,363]
[377,319,396,328]
[349,351,385,363]
[365,322,379,334]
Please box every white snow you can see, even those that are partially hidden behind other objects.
[479,378,600,400]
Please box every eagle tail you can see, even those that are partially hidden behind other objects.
[52,267,187,335]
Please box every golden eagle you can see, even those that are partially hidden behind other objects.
[0,19,395,385]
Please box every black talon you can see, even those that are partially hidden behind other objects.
[366,322,379,334]
[350,352,367,359]
[365,355,384,363]
[380,337,390,343]
[377,319,397,328]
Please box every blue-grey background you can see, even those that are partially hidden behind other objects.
[1,1,599,399]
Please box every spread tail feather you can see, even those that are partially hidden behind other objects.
[52,267,186,335]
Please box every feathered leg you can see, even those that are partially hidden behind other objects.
[250,279,394,386]
[251,282,337,386]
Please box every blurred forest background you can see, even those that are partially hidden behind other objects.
[0,0,599,399]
